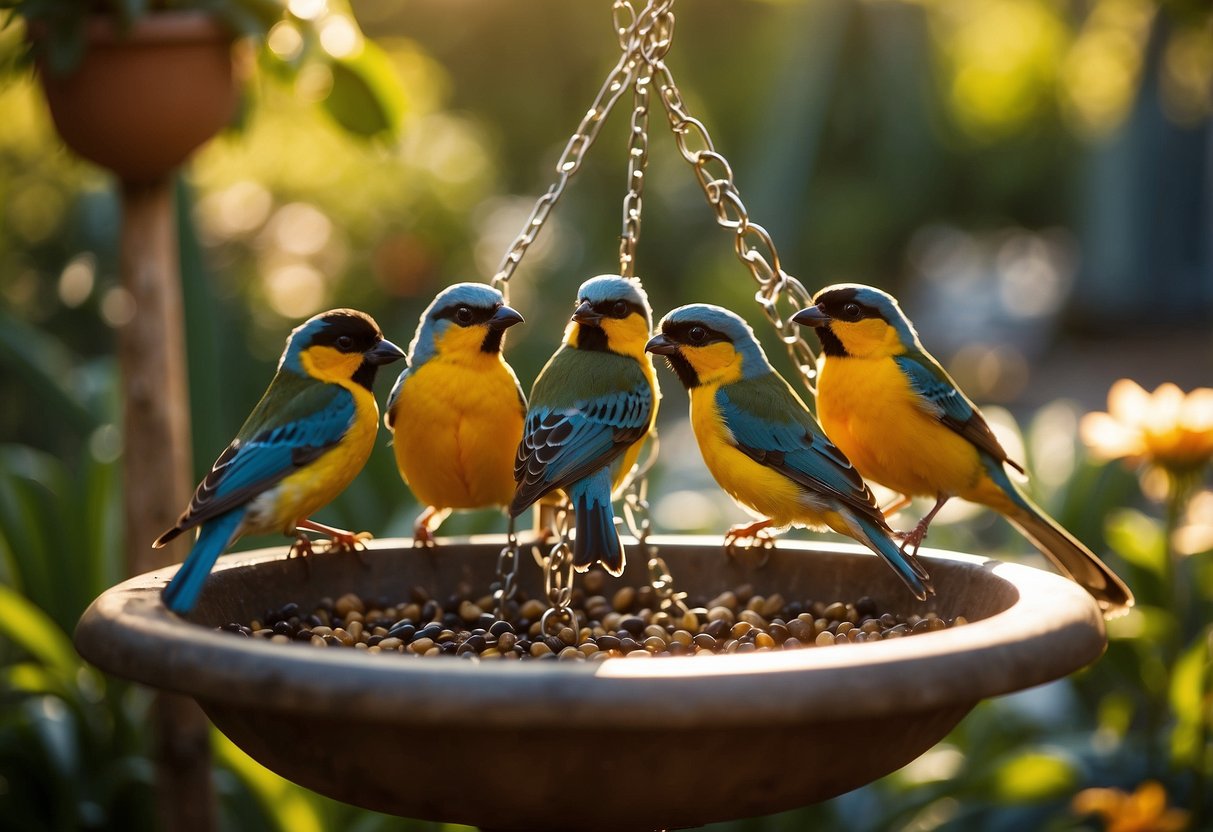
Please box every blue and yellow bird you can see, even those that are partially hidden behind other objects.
[511,275,659,576]
[385,283,526,543]
[646,304,933,601]
[794,284,1133,614]
[154,309,405,614]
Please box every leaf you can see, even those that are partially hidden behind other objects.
[985,750,1077,803]
[1,662,67,697]
[213,731,325,832]
[1169,630,1211,768]
[1104,508,1165,577]
[322,39,406,138]
[0,583,78,680]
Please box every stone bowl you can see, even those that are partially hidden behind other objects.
[74,536,1106,831]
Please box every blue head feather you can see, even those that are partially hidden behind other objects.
[813,283,923,350]
[659,304,772,379]
[407,282,506,368]
[278,308,380,375]
[577,275,652,328]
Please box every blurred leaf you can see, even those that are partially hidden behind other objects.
[0,583,77,679]
[1,662,67,697]
[322,40,406,138]
[0,307,97,435]
[1169,629,1210,768]
[1105,508,1165,577]
[213,731,325,832]
[984,750,1078,803]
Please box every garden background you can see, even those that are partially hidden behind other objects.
[1,0,1212,830]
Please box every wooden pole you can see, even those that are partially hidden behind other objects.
[118,178,216,832]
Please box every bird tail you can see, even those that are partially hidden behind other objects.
[985,461,1133,616]
[570,469,624,577]
[847,511,933,602]
[161,510,244,615]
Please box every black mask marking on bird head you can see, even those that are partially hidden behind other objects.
[311,310,395,391]
[655,320,733,389]
[807,288,886,358]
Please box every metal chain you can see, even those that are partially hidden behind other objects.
[493,518,521,621]
[488,2,653,620]
[618,2,672,276]
[619,434,689,618]
[539,504,578,636]
[643,2,820,391]
[490,0,653,300]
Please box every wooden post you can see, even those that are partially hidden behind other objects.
[118,178,216,832]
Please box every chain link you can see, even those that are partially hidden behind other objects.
[539,503,578,636]
[619,433,689,618]
[618,0,674,277]
[617,53,649,278]
[490,1,653,300]
[493,519,521,621]
[642,4,820,391]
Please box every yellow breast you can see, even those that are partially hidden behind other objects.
[271,385,379,532]
[689,385,819,528]
[612,354,660,494]
[389,355,524,510]
[816,355,982,499]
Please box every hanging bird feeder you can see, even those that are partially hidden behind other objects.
[75,2,1110,830]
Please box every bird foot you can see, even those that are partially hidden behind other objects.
[895,521,929,559]
[288,534,315,576]
[411,506,451,548]
[322,529,373,551]
[289,534,315,559]
[723,522,776,568]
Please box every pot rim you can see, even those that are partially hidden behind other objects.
[74,536,1106,728]
[28,10,234,48]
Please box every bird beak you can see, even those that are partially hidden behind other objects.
[644,333,679,355]
[365,338,406,365]
[488,305,524,330]
[792,305,832,328]
[571,301,603,326]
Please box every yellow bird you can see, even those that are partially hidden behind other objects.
[155,309,405,614]
[794,283,1133,615]
[386,283,526,543]
[511,275,659,575]
[646,303,932,600]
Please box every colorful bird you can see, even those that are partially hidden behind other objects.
[154,309,405,614]
[511,275,659,576]
[646,304,932,601]
[385,283,526,544]
[794,283,1133,614]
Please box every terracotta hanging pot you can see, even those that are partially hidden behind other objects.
[34,11,239,184]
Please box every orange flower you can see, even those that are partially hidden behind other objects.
[1081,379,1213,476]
[1072,780,1190,832]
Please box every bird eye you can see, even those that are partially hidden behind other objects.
[336,335,354,350]
[455,305,474,325]
[842,303,862,321]
[612,300,629,318]
[688,326,707,344]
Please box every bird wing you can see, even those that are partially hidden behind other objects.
[894,352,1023,471]
[716,373,885,523]
[171,374,355,534]
[511,348,651,515]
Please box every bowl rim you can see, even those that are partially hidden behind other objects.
[74,536,1107,728]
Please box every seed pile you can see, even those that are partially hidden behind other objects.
[218,572,965,660]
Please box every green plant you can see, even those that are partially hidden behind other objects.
[0,0,405,138]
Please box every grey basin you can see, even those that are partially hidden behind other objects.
[74,536,1106,831]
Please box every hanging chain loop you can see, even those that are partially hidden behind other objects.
[490,1,654,300]
[493,519,521,621]
[539,503,578,636]
[641,2,820,391]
